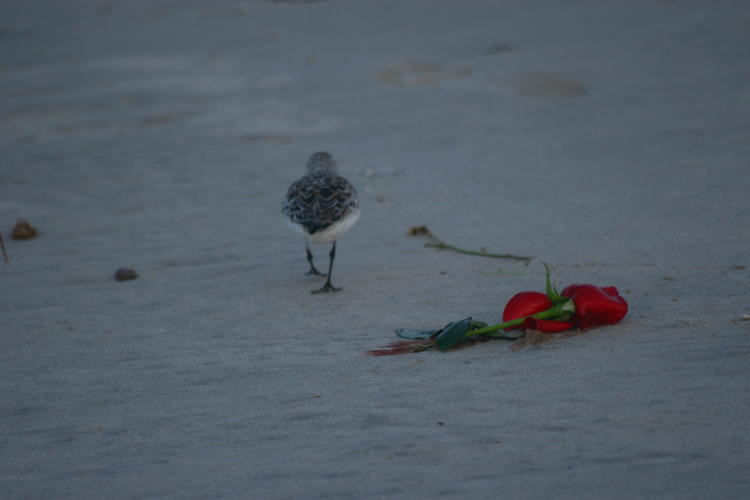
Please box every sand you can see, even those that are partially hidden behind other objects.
[1,1,749,498]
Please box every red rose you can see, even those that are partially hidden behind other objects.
[502,291,575,333]
[561,284,628,330]
[370,264,629,355]
[522,317,577,333]
[502,291,550,322]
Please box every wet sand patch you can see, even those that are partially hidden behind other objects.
[515,73,587,98]
[377,61,472,87]
[486,43,514,55]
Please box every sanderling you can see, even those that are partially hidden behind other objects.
[283,152,360,293]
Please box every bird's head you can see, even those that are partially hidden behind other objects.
[306,151,338,173]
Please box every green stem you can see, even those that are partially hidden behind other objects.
[464,299,575,338]
[424,240,532,262]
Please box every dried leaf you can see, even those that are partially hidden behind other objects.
[11,220,37,240]
[407,225,431,236]
[367,339,435,356]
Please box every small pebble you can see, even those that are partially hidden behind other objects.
[11,221,37,240]
[115,268,138,281]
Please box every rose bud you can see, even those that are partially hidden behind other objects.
[561,284,628,330]
[502,291,575,333]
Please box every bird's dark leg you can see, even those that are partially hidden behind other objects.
[305,244,325,276]
[312,242,341,294]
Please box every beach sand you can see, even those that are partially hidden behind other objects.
[2,1,749,498]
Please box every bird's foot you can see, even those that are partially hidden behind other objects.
[306,268,327,277]
[311,282,341,294]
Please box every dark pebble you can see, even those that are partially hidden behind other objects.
[115,268,138,281]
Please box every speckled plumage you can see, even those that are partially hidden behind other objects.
[282,156,360,243]
[283,152,360,293]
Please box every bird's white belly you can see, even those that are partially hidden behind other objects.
[292,208,360,244]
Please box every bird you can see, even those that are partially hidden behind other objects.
[282,152,360,293]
